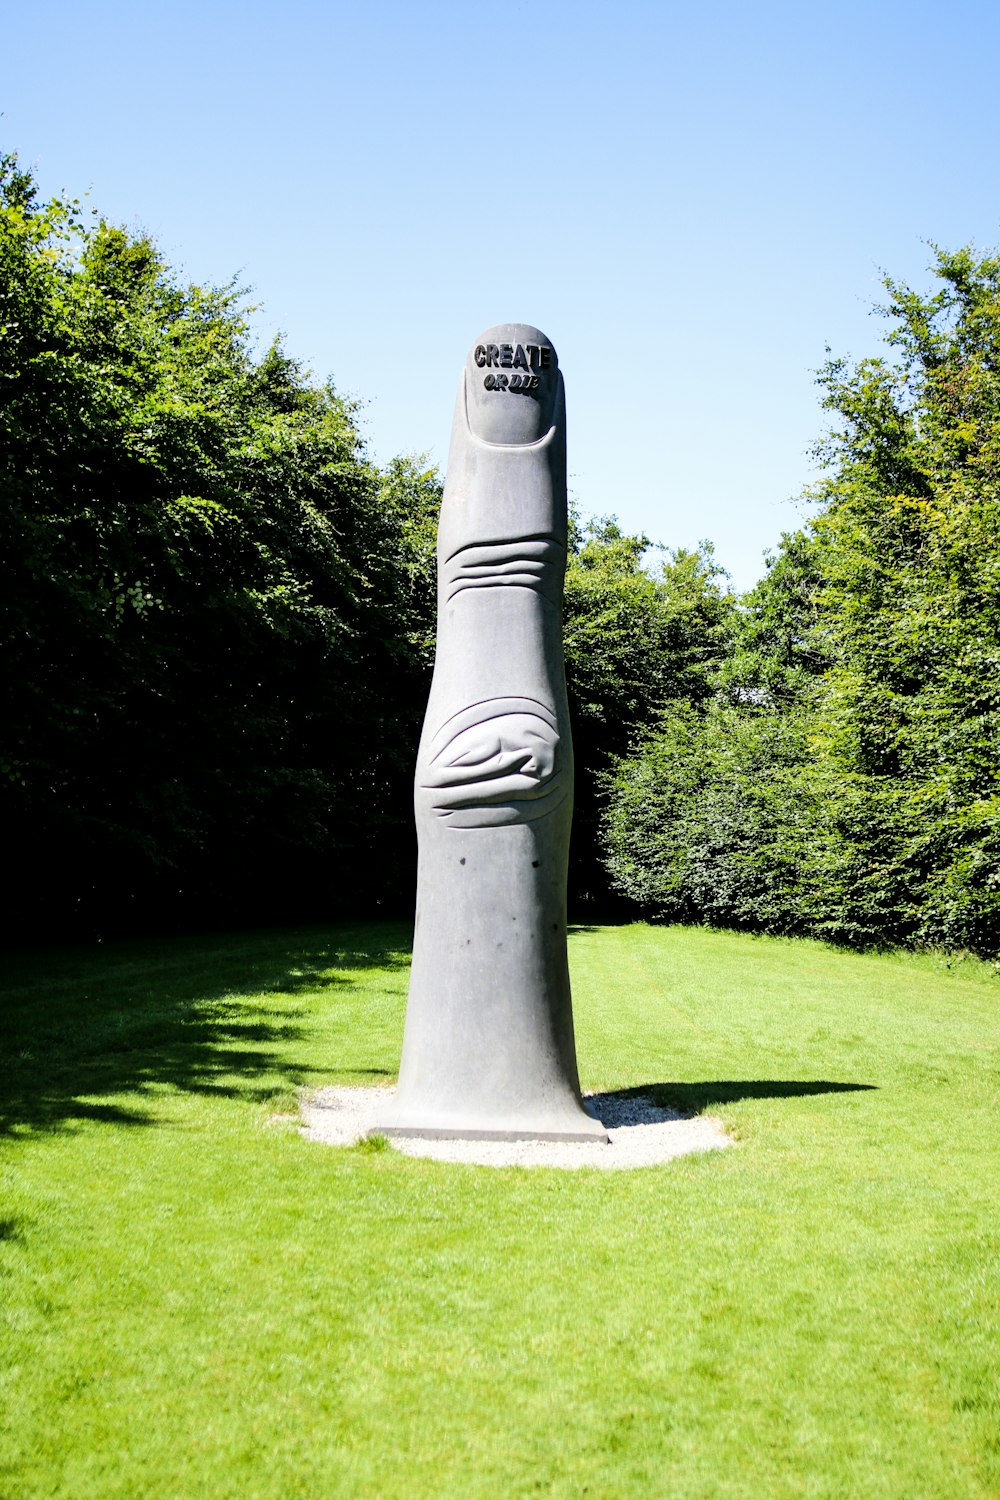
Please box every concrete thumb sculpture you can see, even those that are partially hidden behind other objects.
[374,325,608,1143]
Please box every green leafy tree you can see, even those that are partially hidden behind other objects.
[603,245,1000,956]
[809,246,1000,951]
[715,527,833,709]
[603,700,847,934]
[562,519,735,907]
[0,156,438,936]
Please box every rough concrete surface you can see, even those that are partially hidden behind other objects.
[375,324,604,1144]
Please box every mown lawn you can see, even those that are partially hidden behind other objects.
[1,921,998,1498]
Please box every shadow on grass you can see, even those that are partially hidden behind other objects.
[0,921,413,1139]
[601,1080,877,1117]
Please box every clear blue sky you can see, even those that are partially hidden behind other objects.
[4,0,999,589]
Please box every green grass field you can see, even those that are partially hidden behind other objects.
[2,921,998,1498]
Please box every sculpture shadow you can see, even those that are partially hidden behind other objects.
[0,920,414,1140]
[589,1079,877,1122]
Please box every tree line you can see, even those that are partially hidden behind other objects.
[4,155,997,955]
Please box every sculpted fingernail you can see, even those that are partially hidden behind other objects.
[466,324,559,446]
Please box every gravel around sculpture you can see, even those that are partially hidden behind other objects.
[305,1087,733,1169]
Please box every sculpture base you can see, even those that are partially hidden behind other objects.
[372,1123,610,1145]
[370,1101,610,1145]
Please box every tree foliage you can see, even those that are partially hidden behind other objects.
[604,245,1000,956]
[562,520,735,906]
[1,157,438,935]
[21,159,996,953]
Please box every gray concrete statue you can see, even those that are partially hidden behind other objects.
[375,324,608,1142]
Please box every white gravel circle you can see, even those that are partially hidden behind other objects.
[299,1086,733,1169]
